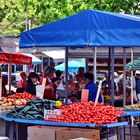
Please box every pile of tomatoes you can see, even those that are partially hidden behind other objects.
[7,92,36,100]
[45,102,125,124]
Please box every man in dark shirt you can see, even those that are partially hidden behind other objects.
[102,73,116,96]
[84,72,102,102]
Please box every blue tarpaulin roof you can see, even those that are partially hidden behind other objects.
[20,10,140,48]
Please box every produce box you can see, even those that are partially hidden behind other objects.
[28,126,68,140]
[56,128,100,140]
[28,126,100,140]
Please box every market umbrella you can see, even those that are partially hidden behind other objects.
[0,52,32,95]
[126,57,140,70]
[0,52,32,65]
[55,60,85,73]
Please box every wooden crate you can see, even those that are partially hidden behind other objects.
[28,126,68,140]
[56,128,100,140]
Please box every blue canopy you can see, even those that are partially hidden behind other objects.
[20,10,140,48]
[55,60,85,73]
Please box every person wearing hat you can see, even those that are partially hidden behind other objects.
[39,66,60,100]
[135,70,140,102]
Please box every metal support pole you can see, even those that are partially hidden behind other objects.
[108,47,111,95]
[65,47,68,104]
[85,58,88,72]
[110,47,114,106]
[123,125,126,140]
[8,52,12,94]
[130,48,134,126]
[93,47,97,83]
[131,48,134,105]
[123,48,126,106]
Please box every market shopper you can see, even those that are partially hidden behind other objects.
[17,71,27,93]
[40,66,60,100]
[77,67,85,80]
[102,73,116,96]
[51,70,62,83]
[114,72,119,93]
[26,72,39,95]
[83,72,102,102]
[0,71,7,96]
[135,70,140,102]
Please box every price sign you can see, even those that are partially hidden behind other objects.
[40,78,46,99]
[36,85,42,97]
[81,89,89,102]
[44,109,61,119]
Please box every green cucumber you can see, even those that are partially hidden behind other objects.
[26,114,34,120]
[21,105,33,113]
[34,114,44,120]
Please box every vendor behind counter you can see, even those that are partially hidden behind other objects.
[75,72,102,102]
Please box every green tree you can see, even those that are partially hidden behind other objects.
[0,0,139,35]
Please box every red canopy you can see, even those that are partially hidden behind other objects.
[0,52,32,65]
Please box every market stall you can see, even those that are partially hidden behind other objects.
[1,100,140,140]
[0,100,130,140]
[1,9,140,140]
[20,9,140,106]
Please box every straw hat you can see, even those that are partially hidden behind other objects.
[135,70,140,75]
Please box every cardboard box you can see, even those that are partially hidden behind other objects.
[56,128,100,140]
[28,126,68,140]
[28,126,100,140]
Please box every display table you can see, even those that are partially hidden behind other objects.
[0,114,129,140]
[122,110,140,117]
[1,110,140,140]
[120,110,140,140]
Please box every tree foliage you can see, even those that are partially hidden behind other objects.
[0,0,139,35]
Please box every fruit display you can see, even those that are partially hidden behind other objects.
[124,103,140,110]
[53,100,63,107]
[7,98,61,120]
[45,102,125,124]
[0,92,36,107]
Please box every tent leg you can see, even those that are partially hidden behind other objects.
[85,58,88,72]
[64,47,68,104]
[123,48,126,106]
[131,48,134,105]
[108,47,111,96]
[93,47,97,83]
[8,63,11,95]
[110,47,114,106]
